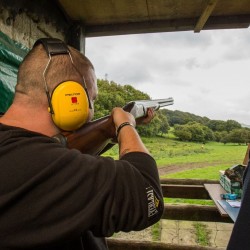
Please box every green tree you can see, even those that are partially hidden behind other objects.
[173,122,213,143]
[203,126,215,141]
[158,111,170,135]
[165,109,209,126]
[94,79,150,119]
[219,131,229,144]
[173,125,192,141]
[227,128,250,144]
[214,131,228,142]
[225,120,242,132]
[187,122,206,142]
[207,120,226,132]
[227,129,245,144]
[137,110,170,137]
[93,79,171,137]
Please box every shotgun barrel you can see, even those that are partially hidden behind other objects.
[123,97,174,118]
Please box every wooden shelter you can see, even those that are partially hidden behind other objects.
[58,0,250,37]
[56,0,250,52]
[0,1,249,249]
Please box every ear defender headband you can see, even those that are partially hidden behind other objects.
[33,38,91,131]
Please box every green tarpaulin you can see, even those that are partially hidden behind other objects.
[0,31,29,112]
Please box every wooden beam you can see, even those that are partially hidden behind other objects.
[107,238,219,250]
[243,143,250,166]
[85,18,196,37]
[204,15,250,30]
[161,184,210,199]
[194,0,219,33]
[66,22,86,54]
[162,204,232,223]
[161,178,219,185]
[84,15,250,37]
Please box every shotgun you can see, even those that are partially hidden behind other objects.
[53,97,174,155]
[122,98,174,119]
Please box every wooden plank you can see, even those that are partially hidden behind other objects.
[243,143,250,165]
[107,238,219,250]
[161,178,219,185]
[85,15,250,37]
[217,200,239,222]
[194,0,219,32]
[162,204,232,223]
[204,184,227,217]
[161,184,210,199]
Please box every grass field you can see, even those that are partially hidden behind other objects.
[142,137,246,167]
[104,136,247,179]
[105,135,247,231]
[163,165,226,179]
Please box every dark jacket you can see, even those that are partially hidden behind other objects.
[227,160,250,250]
[0,124,163,249]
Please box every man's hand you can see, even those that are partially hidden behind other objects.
[112,107,136,130]
[136,108,155,125]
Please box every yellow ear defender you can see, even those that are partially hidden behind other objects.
[33,38,92,131]
[49,81,89,131]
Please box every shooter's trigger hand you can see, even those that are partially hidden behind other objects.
[136,108,155,125]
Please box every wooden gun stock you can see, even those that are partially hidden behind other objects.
[54,115,116,155]
[53,102,135,155]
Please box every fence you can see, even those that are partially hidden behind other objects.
[107,178,233,250]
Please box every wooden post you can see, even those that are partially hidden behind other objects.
[243,143,250,166]
[67,22,86,54]
[161,184,210,199]
[107,239,219,250]
[162,204,232,223]
[161,179,219,185]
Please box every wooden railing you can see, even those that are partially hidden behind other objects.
[107,178,233,250]
[161,178,231,223]
[107,239,219,250]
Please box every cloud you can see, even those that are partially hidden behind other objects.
[86,28,250,125]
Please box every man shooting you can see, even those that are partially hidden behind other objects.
[0,38,164,249]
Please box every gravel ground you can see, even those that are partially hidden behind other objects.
[110,227,153,241]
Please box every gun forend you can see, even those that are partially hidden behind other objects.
[123,97,174,119]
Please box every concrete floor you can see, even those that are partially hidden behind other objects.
[161,220,233,249]
[111,219,234,249]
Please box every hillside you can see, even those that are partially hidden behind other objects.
[96,79,249,127]
[242,123,250,128]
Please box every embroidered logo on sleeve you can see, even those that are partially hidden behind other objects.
[146,187,160,218]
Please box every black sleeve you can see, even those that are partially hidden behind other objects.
[99,152,164,236]
[227,165,250,249]
[0,136,163,248]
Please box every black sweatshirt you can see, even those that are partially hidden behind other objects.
[0,124,163,249]
[227,161,250,250]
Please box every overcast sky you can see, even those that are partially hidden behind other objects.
[85,28,250,125]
